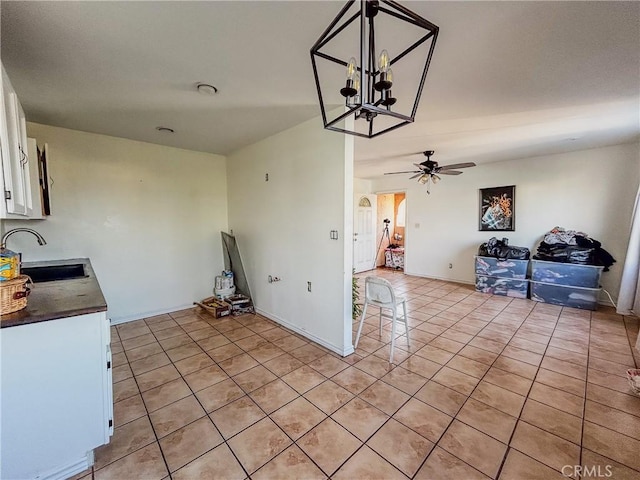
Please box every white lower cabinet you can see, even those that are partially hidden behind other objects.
[0,311,113,480]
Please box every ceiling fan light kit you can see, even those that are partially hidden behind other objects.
[310,0,439,138]
[385,150,476,193]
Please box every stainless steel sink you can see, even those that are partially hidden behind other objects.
[21,264,87,283]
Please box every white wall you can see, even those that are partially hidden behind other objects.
[354,177,372,197]
[370,143,640,301]
[2,123,228,322]
[227,117,353,356]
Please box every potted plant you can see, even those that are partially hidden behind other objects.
[352,269,363,320]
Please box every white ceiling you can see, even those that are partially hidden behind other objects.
[2,1,639,179]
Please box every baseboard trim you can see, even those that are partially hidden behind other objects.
[110,304,194,325]
[35,454,91,480]
[403,271,474,285]
[255,308,354,357]
[108,304,356,356]
[404,272,622,311]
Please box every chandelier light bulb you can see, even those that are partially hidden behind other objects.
[375,54,393,92]
[347,73,362,106]
[378,49,390,73]
[346,57,357,80]
[340,57,359,98]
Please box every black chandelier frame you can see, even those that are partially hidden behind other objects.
[310,0,439,138]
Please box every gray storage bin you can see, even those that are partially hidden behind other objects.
[475,275,529,299]
[475,256,529,279]
[531,259,603,288]
[530,280,600,310]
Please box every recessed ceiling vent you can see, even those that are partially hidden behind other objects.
[196,83,218,95]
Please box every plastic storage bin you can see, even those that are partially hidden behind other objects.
[530,280,600,310]
[531,259,603,288]
[475,256,528,279]
[475,275,529,299]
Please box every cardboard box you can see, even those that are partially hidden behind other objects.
[224,294,253,314]
[197,297,232,318]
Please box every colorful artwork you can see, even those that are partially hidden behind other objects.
[479,185,515,231]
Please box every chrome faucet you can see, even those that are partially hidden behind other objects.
[1,228,47,249]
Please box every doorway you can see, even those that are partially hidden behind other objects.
[374,192,406,271]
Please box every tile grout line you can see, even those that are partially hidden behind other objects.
[577,310,595,479]
[493,304,578,479]
[410,295,523,479]
[357,282,534,478]
[170,313,309,479]
[359,287,518,478]
[161,312,338,479]
[361,296,640,477]
[105,279,639,479]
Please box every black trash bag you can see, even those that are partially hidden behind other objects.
[478,237,530,260]
[574,235,616,271]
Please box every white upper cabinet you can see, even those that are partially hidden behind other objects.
[1,63,41,219]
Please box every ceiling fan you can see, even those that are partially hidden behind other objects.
[384,151,476,194]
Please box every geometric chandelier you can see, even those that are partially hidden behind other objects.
[310,0,439,138]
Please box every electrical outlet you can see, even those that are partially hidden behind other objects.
[265,173,269,181]
[449,263,453,269]
[307,281,312,292]
[268,275,273,283]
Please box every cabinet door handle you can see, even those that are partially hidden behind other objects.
[18,146,28,166]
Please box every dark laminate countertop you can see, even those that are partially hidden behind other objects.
[0,258,107,328]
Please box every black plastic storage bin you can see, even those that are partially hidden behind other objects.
[530,280,600,310]
[531,259,603,288]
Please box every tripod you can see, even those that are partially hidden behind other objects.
[372,222,394,270]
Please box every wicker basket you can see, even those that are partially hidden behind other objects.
[627,369,640,396]
[0,275,33,315]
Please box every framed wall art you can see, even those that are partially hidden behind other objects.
[479,185,515,231]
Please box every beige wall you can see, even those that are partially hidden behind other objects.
[227,116,354,355]
[2,123,228,322]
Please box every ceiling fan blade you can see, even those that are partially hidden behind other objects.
[413,163,427,169]
[384,170,422,175]
[438,170,463,175]
[409,173,423,179]
[438,162,476,170]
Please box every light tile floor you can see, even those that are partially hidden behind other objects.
[74,270,640,479]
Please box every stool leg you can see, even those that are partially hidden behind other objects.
[354,302,368,349]
[402,300,409,348]
[389,307,397,363]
